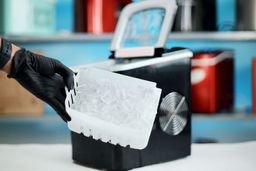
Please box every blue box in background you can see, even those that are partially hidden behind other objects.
[0,0,56,36]
[216,0,236,31]
[55,0,74,33]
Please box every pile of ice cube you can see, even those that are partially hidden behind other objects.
[65,68,161,149]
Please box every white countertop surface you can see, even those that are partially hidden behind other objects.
[0,142,255,171]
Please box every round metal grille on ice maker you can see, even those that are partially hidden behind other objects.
[159,92,188,135]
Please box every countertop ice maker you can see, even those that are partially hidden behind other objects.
[70,0,193,170]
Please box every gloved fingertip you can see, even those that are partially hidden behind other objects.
[67,77,74,91]
[48,99,71,123]
[59,111,71,123]
[66,115,71,122]
[65,69,75,91]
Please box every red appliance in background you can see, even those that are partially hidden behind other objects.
[75,0,131,34]
[86,0,118,34]
[252,58,256,114]
[191,51,234,113]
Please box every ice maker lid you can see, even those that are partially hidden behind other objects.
[110,0,178,58]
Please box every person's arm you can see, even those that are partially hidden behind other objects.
[0,38,21,74]
[0,38,74,122]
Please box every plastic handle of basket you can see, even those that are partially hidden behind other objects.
[65,86,69,95]
[64,86,70,109]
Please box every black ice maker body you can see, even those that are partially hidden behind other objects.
[71,0,192,170]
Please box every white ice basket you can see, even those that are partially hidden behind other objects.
[65,68,161,149]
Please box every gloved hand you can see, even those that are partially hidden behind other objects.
[8,49,74,122]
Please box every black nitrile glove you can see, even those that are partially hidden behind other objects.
[9,49,74,122]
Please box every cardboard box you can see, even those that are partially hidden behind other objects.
[0,72,44,116]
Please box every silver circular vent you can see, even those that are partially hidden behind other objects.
[159,92,188,135]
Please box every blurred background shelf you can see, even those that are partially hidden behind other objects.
[193,114,256,143]
[3,32,254,114]
[3,31,256,43]
[169,31,256,41]
[1,34,113,43]
[0,114,255,144]
[1,0,256,148]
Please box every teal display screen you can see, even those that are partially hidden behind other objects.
[120,8,165,48]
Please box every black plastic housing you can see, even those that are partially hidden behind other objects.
[71,56,191,170]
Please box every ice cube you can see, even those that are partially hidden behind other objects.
[70,68,161,131]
